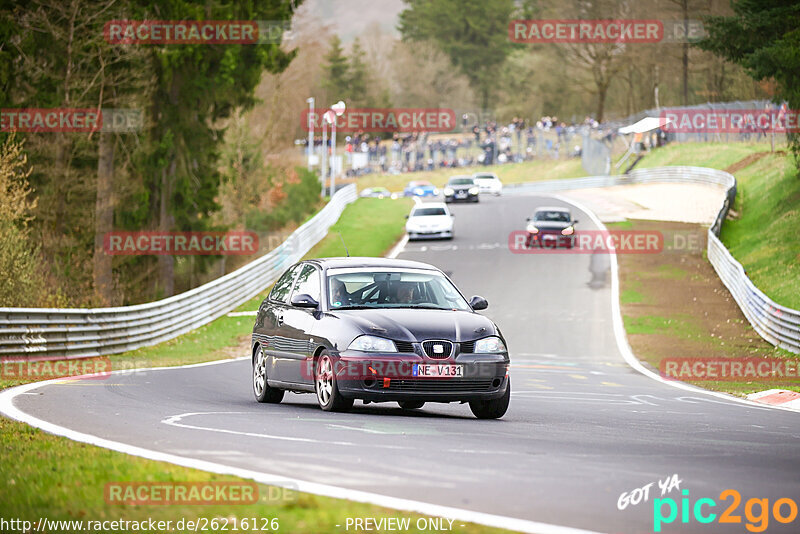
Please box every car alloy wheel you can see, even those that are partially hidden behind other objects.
[253,345,284,403]
[314,351,353,412]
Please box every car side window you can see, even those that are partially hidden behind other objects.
[291,264,321,303]
[269,264,301,304]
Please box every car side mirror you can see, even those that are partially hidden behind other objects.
[405,214,409,219]
[451,214,455,218]
[291,293,319,308]
[526,217,531,222]
[573,219,579,224]
[469,295,488,310]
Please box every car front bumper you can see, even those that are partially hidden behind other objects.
[333,352,509,402]
[444,192,478,202]
[407,229,453,240]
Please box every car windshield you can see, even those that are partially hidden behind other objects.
[534,210,571,222]
[327,269,470,311]
[474,175,495,181]
[412,207,446,216]
[449,178,473,185]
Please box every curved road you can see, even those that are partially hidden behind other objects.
[5,194,800,534]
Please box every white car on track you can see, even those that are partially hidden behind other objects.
[472,172,503,196]
[405,202,454,240]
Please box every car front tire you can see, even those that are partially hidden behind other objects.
[315,351,354,412]
[469,379,510,419]
[253,344,284,403]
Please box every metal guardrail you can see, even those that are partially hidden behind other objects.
[507,165,800,354]
[0,184,358,359]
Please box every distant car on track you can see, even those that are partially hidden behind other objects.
[443,176,479,203]
[251,257,510,419]
[403,180,438,198]
[526,206,578,248]
[472,172,503,196]
[359,187,392,199]
[405,202,454,241]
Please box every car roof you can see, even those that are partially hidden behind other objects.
[535,206,571,212]
[472,172,499,179]
[305,257,441,271]
[408,180,432,186]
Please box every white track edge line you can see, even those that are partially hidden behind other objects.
[540,192,799,415]
[0,373,601,534]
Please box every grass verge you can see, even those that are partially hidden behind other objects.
[0,417,507,533]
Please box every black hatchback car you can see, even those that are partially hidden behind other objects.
[251,257,510,418]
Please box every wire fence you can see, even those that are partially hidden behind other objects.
[0,185,358,359]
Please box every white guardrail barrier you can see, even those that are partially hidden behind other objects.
[0,184,358,358]
[506,165,800,354]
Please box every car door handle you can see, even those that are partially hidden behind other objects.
[277,312,284,326]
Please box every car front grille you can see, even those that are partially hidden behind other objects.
[422,340,453,359]
[394,340,415,353]
[386,379,494,392]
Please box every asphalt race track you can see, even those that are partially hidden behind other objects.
[6,194,800,534]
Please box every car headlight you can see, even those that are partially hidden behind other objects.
[468,187,479,195]
[443,187,454,196]
[526,222,539,233]
[561,226,574,236]
[433,188,439,195]
[347,335,397,352]
[473,336,507,353]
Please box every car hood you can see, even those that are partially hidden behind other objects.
[333,308,496,342]
[407,215,452,228]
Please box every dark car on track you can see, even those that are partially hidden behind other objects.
[443,176,479,203]
[251,257,510,418]
[526,206,578,248]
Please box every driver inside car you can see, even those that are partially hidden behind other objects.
[330,279,352,307]
[396,283,416,304]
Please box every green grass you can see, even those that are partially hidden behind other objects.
[305,197,413,259]
[0,417,507,534]
[634,142,775,170]
[656,264,688,280]
[719,155,800,309]
[623,314,702,337]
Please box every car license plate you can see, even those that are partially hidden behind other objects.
[412,364,463,377]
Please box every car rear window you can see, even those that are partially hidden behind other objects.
[412,207,447,216]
